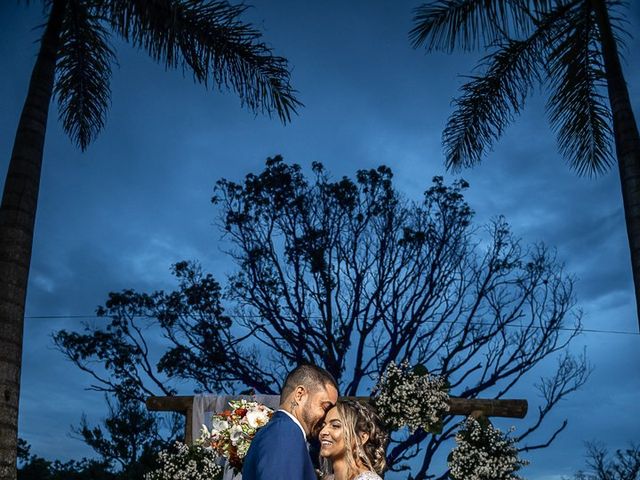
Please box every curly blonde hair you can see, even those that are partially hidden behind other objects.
[320,399,388,479]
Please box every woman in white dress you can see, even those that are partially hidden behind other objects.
[318,399,388,480]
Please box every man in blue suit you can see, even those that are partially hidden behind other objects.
[243,364,339,480]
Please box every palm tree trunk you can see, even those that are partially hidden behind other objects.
[592,0,640,330]
[0,1,65,477]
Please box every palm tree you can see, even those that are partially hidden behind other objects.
[411,1,640,326]
[0,0,301,477]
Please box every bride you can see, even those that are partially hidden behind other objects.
[318,399,388,480]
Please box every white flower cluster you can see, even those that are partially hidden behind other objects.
[144,441,223,480]
[448,417,528,480]
[372,361,449,433]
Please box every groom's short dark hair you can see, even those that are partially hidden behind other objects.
[280,364,338,402]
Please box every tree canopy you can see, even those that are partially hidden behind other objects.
[17,398,181,480]
[55,157,589,479]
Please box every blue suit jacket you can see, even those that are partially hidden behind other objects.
[243,411,316,480]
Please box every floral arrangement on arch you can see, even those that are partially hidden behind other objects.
[144,441,223,480]
[372,360,450,433]
[200,399,274,473]
[448,416,528,480]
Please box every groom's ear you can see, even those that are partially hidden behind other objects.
[359,432,370,445]
[294,385,307,401]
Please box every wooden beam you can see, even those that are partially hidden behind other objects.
[147,395,528,418]
[146,395,528,444]
[448,397,527,419]
[341,396,527,419]
[146,395,193,412]
[145,396,194,444]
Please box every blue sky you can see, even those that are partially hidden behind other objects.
[1,1,640,479]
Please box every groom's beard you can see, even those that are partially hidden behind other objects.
[302,410,322,439]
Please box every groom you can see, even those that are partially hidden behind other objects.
[243,364,339,480]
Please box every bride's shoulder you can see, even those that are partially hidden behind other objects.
[354,472,383,480]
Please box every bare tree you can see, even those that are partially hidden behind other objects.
[55,157,589,479]
[571,443,640,480]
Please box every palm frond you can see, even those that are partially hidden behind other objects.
[55,0,114,151]
[442,34,546,170]
[603,0,630,59]
[106,0,301,123]
[410,0,532,52]
[546,2,614,176]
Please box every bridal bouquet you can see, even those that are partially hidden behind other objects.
[200,399,274,472]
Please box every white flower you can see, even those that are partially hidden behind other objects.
[229,425,244,445]
[245,408,270,428]
[210,417,229,434]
